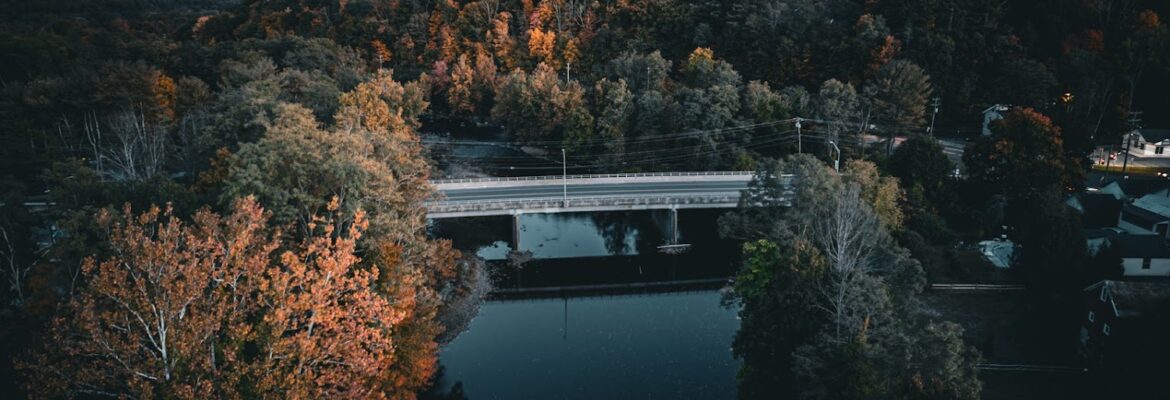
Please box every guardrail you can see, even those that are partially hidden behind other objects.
[431,171,754,185]
[977,363,1087,373]
[426,193,743,213]
[928,284,1026,291]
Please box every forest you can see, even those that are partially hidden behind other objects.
[1,0,1168,398]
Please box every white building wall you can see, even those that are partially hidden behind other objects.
[1122,257,1170,277]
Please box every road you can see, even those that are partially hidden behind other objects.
[438,180,750,202]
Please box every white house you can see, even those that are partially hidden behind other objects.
[1120,189,1170,238]
[981,104,1010,136]
[1122,129,1170,158]
[1109,233,1170,278]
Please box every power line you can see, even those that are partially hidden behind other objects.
[421,118,794,147]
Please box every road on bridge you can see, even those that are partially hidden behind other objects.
[438,180,751,202]
[426,172,758,218]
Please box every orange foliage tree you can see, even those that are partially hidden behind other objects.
[22,197,432,399]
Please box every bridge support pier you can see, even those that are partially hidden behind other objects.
[670,206,678,244]
[511,211,522,252]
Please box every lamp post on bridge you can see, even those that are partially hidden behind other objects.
[562,148,568,207]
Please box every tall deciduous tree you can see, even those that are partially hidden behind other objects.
[23,198,443,399]
[963,108,1078,205]
[815,79,862,149]
[866,59,931,132]
[22,200,275,399]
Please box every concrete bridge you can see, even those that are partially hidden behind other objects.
[426,171,756,219]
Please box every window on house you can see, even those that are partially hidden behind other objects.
[1100,287,1108,302]
[1103,324,1111,335]
[1143,258,1152,269]
[1088,311,1096,322]
[1159,146,1166,155]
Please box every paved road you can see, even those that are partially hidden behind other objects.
[438,180,751,202]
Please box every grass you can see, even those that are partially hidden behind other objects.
[1091,164,1169,176]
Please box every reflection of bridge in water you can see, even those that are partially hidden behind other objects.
[487,277,731,301]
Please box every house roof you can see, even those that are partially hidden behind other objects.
[1098,181,1127,200]
[982,104,1011,115]
[1106,280,1170,317]
[1086,228,1124,239]
[1097,177,1170,199]
[1121,204,1169,230]
[1108,233,1170,259]
[1079,193,1122,229]
[1136,129,1170,144]
[1133,190,1170,218]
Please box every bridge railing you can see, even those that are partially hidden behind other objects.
[431,171,754,185]
[426,193,742,213]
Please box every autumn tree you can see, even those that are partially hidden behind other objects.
[245,203,405,399]
[842,160,903,230]
[21,197,444,399]
[22,200,278,399]
[448,54,476,114]
[963,108,1079,207]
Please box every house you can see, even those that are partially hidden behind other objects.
[1109,233,1170,277]
[1082,280,1170,352]
[1119,189,1170,238]
[1094,176,1170,201]
[1121,129,1170,158]
[981,104,1010,136]
[1081,280,1170,397]
[1085,231,1170,278]
[1067,192,1122,229]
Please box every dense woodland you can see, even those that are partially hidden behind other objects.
[0,0,1167,398]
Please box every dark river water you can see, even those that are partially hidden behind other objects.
[427,210,743,399]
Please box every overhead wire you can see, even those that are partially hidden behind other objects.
[425,117,876,172]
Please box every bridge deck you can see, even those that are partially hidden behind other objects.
[427,172,756,218]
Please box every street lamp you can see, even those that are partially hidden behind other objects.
[928,97,940,136]
[562,148,568,207]
[828,141,840,173]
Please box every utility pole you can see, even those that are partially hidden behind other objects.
[928,97,941,136]
[795,117,803,154]
[1104,144,1114,184]
[828,141,841,173]
[1122,111,1142,178]
[566,62,571,82]
[562,148,568,207]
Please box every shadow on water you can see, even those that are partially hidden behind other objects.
[429,209,740,290]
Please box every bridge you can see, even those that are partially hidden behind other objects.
[426,171,756,219]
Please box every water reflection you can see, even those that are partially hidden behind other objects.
[517,212,643,259]
[429,290,740,399]
[433,210,696,261]
[429,210,738,289]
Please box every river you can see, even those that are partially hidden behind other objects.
[426,210,743,399]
